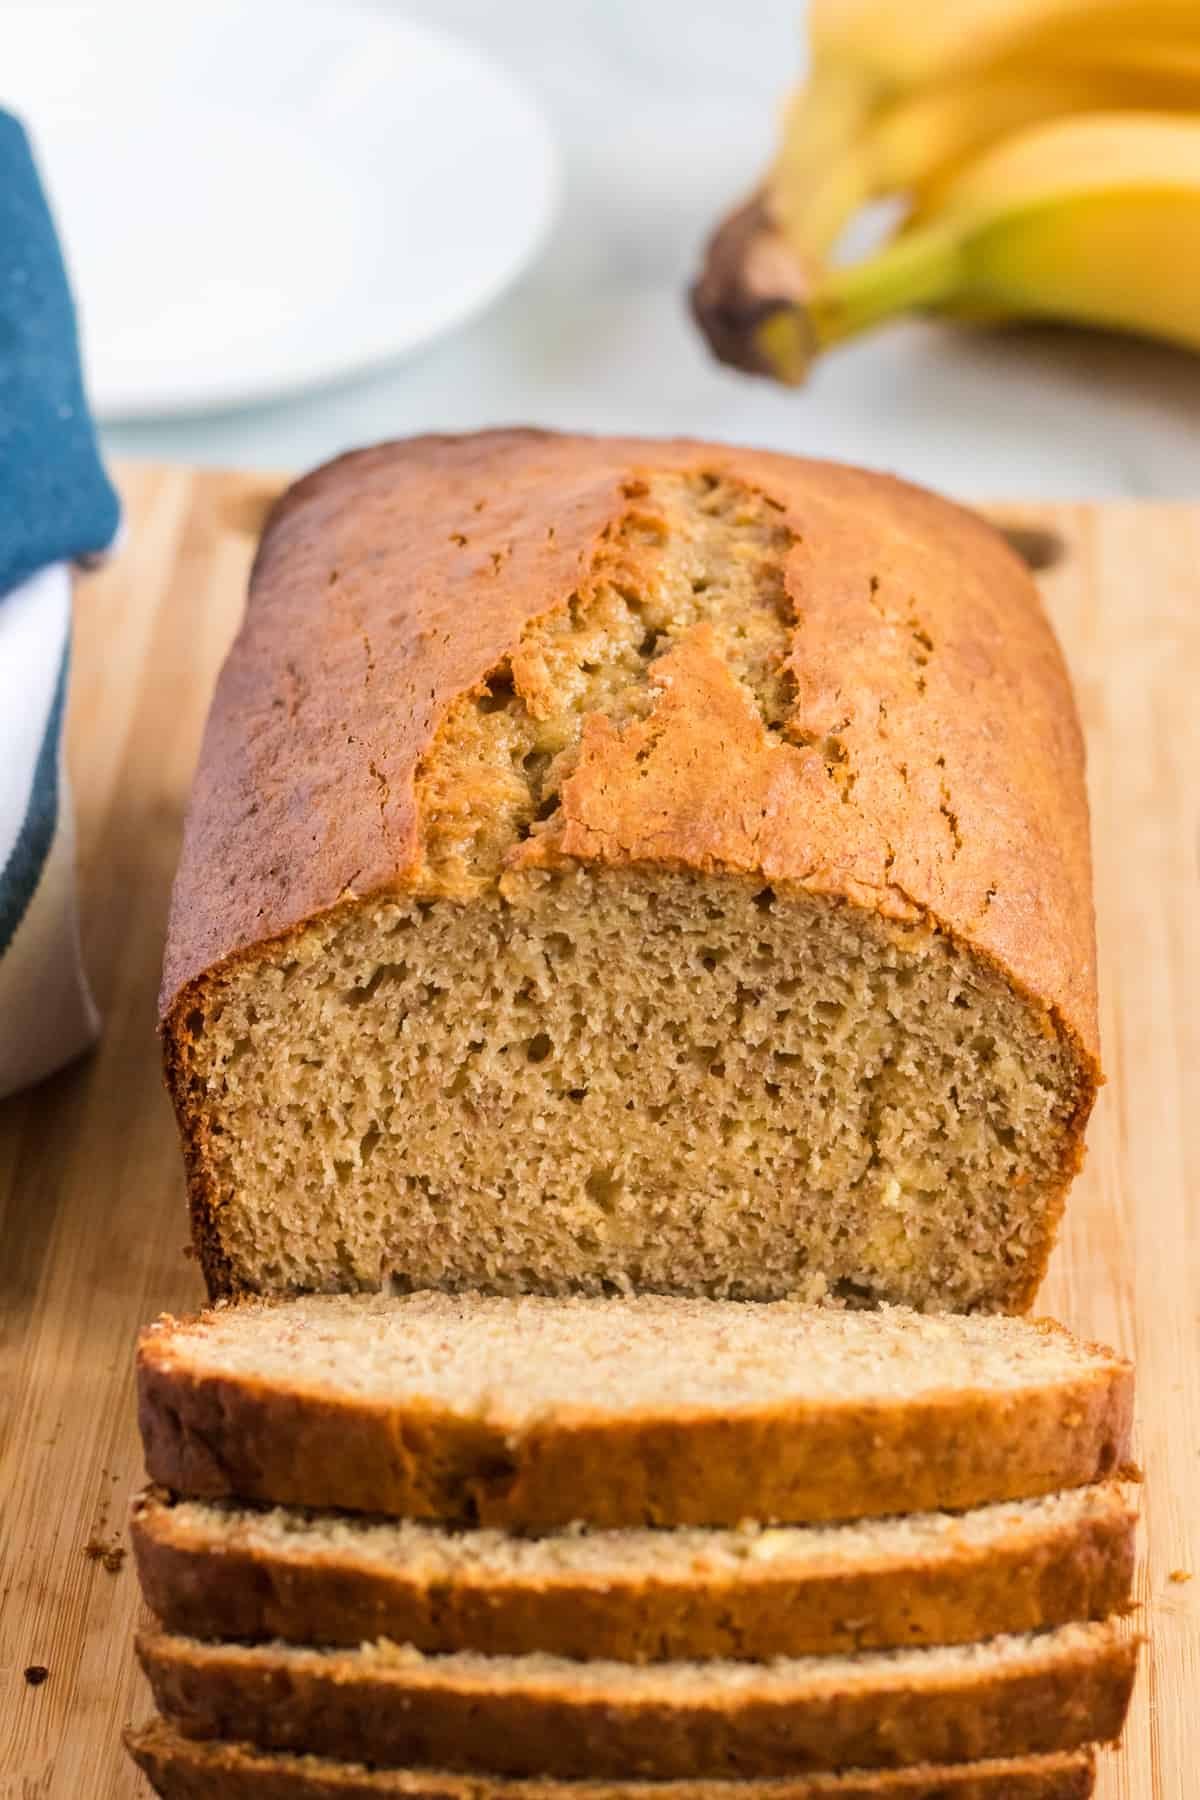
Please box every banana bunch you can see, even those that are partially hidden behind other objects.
[691,0,1200,381]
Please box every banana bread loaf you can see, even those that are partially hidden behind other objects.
[160,431,1099,1308]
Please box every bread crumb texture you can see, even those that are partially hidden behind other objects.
[143,1617,1125,1695]
[135,1619,1135,1777]
[162,436,1099,1307]
[132,1477,1134,1660]
[150,1482,1132,1586]
[139,1293,1117,1416]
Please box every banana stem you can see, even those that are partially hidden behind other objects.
[808,221,964,345]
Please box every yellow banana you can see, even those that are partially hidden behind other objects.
[758,112,1200,380]
[770,57,1200,257]
[771,0,1200,257]
[1061,38,1200,81]
[807,0,1200,97]
[693,0,1200,379]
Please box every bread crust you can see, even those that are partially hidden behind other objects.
[157,432,1100,1302]
[134,1624,1137,1779]
[135,1311,1133,1529]
[129,1484,1135,1660]
[125,1722,1097,1800]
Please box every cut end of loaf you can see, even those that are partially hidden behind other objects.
[169,868,1091,1308]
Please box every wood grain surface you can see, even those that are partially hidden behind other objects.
[1,466,1196,1798]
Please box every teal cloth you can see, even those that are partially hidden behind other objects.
[0,107,119,599]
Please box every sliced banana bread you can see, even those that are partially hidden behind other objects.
[136,1620,1137,1779]
[125,1722,1098,1800]
[130,1482,1135,1659]
[136,1293,1133,1527]
[161,431,1099,1311]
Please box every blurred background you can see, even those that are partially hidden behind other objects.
[7,0,1200,497]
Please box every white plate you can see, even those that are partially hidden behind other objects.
[1,2,559,418]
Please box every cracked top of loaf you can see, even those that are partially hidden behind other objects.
[160,429,1097,1069]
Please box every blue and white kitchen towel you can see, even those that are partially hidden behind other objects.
[0,109,120,1097]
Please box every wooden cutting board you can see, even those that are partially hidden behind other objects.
[1,465,1196,1799]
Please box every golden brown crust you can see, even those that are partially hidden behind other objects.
[158,431,1100,1302]
[160,432,1097,1054]
[134,1625,1137,1779]
[125,1722,1097,1800]
[129,1485,1136,1660]
[135,1315,1133,1529]
[159,434,632,1014]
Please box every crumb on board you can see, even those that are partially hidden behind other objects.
[1168,1569,1193,1584]
[83,1536,126,1574]
[24,1666,49,1686]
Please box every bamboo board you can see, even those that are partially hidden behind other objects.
[1,465,1196,1798]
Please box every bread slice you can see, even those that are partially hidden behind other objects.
[136,1293,1133,1527]
[130,1482,1135,1660]
[125,1720,1098,1800]
[136,1620,1136,1779]
[160,433,1100,1313]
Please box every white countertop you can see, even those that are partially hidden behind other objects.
[100,0,1200,500]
